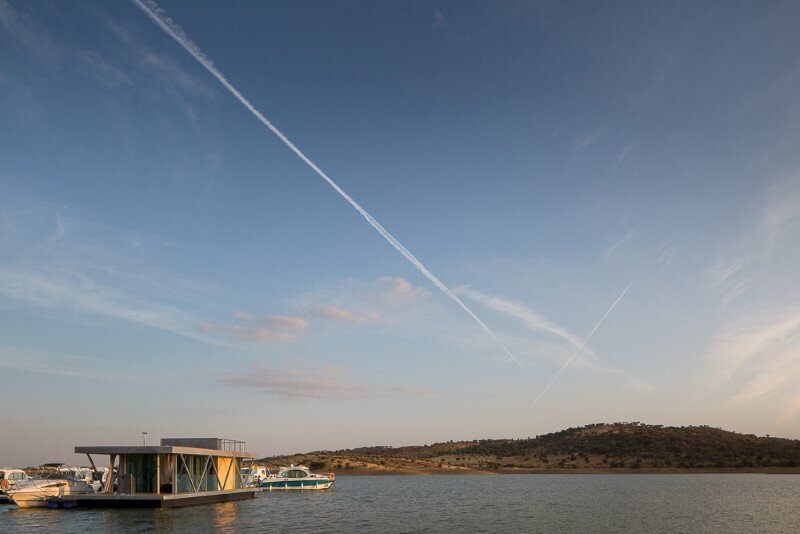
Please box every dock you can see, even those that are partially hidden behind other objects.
[48,489,255,509]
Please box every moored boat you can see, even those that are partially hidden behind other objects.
[6,472,94,508]
[0,469,30,504]
[241,464,270,487]
[259,464,335,491]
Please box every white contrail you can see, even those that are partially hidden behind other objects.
[531,283,632,407]
[131,0,522,368]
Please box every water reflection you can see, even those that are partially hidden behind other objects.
[1,475,800,533]
[212,502,239,532]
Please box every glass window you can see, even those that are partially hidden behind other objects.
[125,454,157,493]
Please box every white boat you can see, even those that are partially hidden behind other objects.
[0,469,30,504]
[259,464,335,491]
[241,464,270,487]
[6,472,94,508]
[56,466,105,492]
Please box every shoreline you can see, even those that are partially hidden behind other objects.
[333,467,800,476]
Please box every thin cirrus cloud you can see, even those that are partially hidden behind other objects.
[0,0,61,63]
[230,324,295,343]
[760,179,800,244]
[233,312,309,331]
[456,285,596,359]
[457,285,652,394]
[309,305,379,324]
[0,346,130,381]
[708,308,800,399]
[0,266,231,347]
[373,276,430,307]
[708,308,800,426]
[710,177,800,305]
[227,313,309,343]
[706,179,800,425]
[219,362,422,400]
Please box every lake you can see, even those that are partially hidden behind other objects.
[2,474,799,532]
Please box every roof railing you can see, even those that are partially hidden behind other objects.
[220,439,247,452]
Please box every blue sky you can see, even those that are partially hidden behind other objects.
[2,0,800,465]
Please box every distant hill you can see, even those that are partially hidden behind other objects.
[260,423,800,474]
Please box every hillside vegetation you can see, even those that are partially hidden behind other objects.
[261,423,800,474]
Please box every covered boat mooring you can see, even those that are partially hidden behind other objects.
[55,438,256,508]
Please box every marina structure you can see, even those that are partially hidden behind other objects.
[49,437,256,508]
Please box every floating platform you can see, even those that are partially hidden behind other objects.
[47,489,256,509]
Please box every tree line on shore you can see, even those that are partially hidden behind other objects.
[262,423,800,472]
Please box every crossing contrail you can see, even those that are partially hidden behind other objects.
[531,283,632,407]
[131,0,522,368]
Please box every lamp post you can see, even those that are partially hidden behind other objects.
[142,432,148,446]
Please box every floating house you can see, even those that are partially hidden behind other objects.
[58,438,256,508]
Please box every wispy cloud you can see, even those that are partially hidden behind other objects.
[708,307,800,425]
[231,324,295,343]
[0,346,130,380]
[709,177,800,305]
[227,313,309,343]
[611,143,636,174]
[601,228,636,265]
[431,10,446,31]
[220,361,422,400]
[458,285,652,394]
[78,50,133,89]
[708,308,800,388]
[0,267,226,345]
[309,305,379,324]
[457,285,594,358]
[760,179,800,244]
[373,276,429,307]
[574,128,605,150]
[0,0,61,63]
[705,177,800,425]
[777,394,800,426]
[101,15,216,101]
[233,312,309,330]
[0,200,230,347]
[263,315,309,330]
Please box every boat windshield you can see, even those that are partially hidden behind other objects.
[33,472,70,480]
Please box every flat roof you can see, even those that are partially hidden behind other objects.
[75,445,255,458]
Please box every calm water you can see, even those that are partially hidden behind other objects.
[2,474,799,533]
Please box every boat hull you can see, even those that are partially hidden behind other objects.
[8,480,93,508]
[9,492,52,508]
[260,479,333,491]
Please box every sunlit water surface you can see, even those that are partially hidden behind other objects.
[2,474,799,533]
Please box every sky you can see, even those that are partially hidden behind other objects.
[1,0,800,466]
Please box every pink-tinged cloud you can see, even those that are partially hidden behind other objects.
[375,276,429,307]
[262,315,309,330]
[231,324,295,343]
[219,363,423,400]
[234,312,308,330]
[310,305,379,324]
[196,322,218,332]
